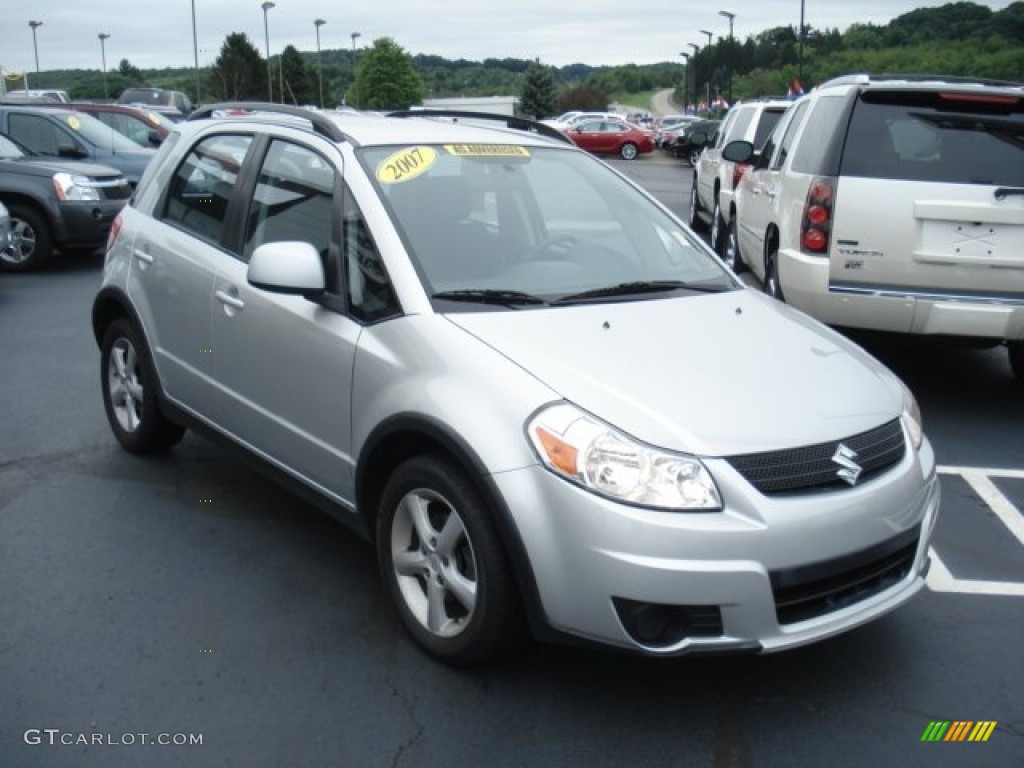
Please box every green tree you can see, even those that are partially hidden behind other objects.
[117,59,143,84]
[351,37,424,110]
[559,84,609,111]
[519,59,558,119]
[280,45,315,104]
[209,32,265,101]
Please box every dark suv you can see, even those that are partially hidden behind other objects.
[0,104,155,186]
[0,132,131,271]
[116,88,193,121]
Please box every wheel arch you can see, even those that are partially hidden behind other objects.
[356,413,551,640]
[92,285,141,348]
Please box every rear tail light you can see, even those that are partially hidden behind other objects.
[106,211,124,253]
[800,176,836,255]
[732,162,751,190]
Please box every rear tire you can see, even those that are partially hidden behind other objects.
[100,318,185,453]
[619,142,638,160]
[0,205,53,272]
[377,455,524,665]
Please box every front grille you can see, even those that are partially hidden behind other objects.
[725,418,905,494]
[771,525,920,625]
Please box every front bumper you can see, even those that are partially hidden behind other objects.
[495,431,939,655]
[55,199,127,250]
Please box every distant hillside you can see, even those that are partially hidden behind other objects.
[9,1,1021,103]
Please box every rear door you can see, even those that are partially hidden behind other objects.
[829,88,1024,307]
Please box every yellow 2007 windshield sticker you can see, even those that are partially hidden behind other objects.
[376,146,437,184]
[67,115,81,130]
[444,144,530,158]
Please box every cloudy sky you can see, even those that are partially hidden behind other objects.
[1,0,1015,74]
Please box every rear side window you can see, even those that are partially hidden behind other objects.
[752,109,785,149]
[840,92,1024,184]
[162,134,252,244]
[790,96,849,176]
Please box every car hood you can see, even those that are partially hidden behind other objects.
[0,156,125,180]
[445,289,904,456]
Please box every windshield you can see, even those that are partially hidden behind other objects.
[360,144,735,304]
[59,111,144,152]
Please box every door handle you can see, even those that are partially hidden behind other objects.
[133,248,153,264]
[215,290,245,310]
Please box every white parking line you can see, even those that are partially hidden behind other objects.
[926,466,1024,597]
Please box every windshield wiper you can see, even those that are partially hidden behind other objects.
[432,289,548,306]
[555,280,730,304]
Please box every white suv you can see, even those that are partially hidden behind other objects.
[688,98,790,255]
[724,74,1024,383]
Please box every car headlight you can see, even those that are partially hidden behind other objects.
[53,172,102,202]
[527,402,722,511]
[901,382,924,451]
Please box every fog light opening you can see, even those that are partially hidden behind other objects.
[612,597,723,648]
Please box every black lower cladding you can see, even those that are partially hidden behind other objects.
[726,418,906,495]
[770,524,922,625]
[612,598,724,647]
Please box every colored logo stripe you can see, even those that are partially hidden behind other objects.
[921,720,996,742]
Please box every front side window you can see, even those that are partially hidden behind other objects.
[363,144,735,307]
[7,113,73,156]
[162,134,252,244]
[243,140,335,263]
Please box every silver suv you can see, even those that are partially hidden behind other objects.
[93,103,939,664]
[724,74,1024,383]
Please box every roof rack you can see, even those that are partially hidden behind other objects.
[187,101,352,143]
[819,73,1024,89]
[388,109,573,145]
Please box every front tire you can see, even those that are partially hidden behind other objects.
[1009,341,1024,385]
[619,142,638,160]
[377,455,524,665]
[1,205,53,272]
[764,244,785,301]
[100,318,185,453]
[688,178,705,232]
[723,215,745,274]
[710,198,726,255]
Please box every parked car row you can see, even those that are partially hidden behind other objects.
[696,74,1024,383]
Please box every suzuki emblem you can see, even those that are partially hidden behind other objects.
[832,443,862,485]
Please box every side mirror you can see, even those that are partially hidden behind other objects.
[248,241,325,300]
[147,130,162,147]
[722,140,755,164]
[57,139,87,159]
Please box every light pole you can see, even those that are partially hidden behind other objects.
[350,32,360,108]
[315,19,326,108]
[798,0,806,85]
[29,21,43,74]
[261,1,275,102]
[688,43,700,113]
[98,33,110,99]
[719,10,735,104]
[191,0,200,106]
[679,52,689,114]
[699,29,713,111]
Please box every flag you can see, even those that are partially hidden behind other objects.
[714,93,729,110]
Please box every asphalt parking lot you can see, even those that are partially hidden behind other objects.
[1,153,1022,767]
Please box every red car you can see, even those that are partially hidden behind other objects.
[565,117,654,160]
